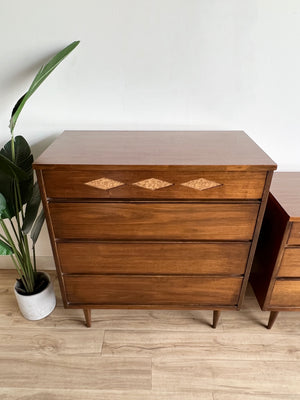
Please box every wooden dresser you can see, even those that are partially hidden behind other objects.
[251,172,300,329]
[33,131,276,327]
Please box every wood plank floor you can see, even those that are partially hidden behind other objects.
[1,270,300,399]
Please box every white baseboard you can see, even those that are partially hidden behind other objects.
[0,256,55,270]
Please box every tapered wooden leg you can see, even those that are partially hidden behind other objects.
[267,311,279,329]
[212,310,221,329]
[83,309,92,327]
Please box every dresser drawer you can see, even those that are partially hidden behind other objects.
[57,242,250,275]
[42,170,266,200]
[50,202,259,241]
[288,223,300,245]
[270,280,300,307]
[64,275,243,306]
[278,248,300,278]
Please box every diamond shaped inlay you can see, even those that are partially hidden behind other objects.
[181,178,222,191]
[133,178,173,191]
[85,177,124,190]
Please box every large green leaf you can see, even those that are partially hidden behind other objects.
[1,136,33,171]
[0,193,7,215]
[0,239,13,255]
[0,136,33,217]
[0,193,11,220]
[0,193,6,208]
[0,153,28,180]
[30,208,45,245]
[10,41,80,132]
[22,182,41,234]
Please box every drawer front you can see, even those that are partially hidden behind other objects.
[278,248,300,278]
[288,223,300,245]
[50,203,259,241]
[270,280,300,307]
[64,275,243,306]
[43,170,266,200]
[57,242,250,275]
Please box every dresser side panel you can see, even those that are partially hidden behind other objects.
[36,170,68,307]
[250,193,289,309]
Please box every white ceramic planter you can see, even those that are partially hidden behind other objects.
[14,272,56,320]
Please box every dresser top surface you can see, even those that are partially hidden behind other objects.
[270,172,300,220]
[33,130,276,171]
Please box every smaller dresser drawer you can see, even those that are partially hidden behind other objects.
[278,248,300,278]
[270,280,300,307]
[57,242,250,275]
[288,223,300,245]
[50,202,259,241]
[42,169,267,200]
[64,275,243,306]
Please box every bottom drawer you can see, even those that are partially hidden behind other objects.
[63,275,243,306]
[270,280,300,307]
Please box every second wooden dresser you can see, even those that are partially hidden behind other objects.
[34,131,276,327]
[251,172,300,328]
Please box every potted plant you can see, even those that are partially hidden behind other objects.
[0,40,79,320]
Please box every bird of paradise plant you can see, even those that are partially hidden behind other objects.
[0,41,79,294]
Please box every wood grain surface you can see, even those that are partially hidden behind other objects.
[0,355,151,390]
[287,222,300,245]
[278,248,300,277]
[251,173,300,326]
[42,169,267,200]
[50,202,259,241]
[269,172,300,220]
[57,241,250,275]
[1,270,300,399]
[33,130,276,171]
[269,280,300,308]
[63,275,243,306]
[34,131,275,328]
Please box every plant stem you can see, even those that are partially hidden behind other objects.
[0,220,23,267]
[9,218,21,245]
[32,245,37,273]
[15,180,25,221]
[13,183,21,228]
[11,129,15,162]
[10,255,30,293]
[0,233,10,245]
[0,219,34,293]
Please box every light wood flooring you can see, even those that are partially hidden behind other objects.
[1,269,300,399]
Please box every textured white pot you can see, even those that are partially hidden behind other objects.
[14,272,56,320]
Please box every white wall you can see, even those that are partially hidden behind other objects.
[1,0,300,258]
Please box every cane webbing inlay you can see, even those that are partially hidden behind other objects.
[85,177,124,190]
[133,178,173,191]
[181,178,222,191]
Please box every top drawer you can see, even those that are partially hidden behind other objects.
[42,170,266,200]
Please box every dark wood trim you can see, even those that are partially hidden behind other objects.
[34,164,277,172]
[212,310,221,328]
[267,311,279,329]
[47,199,261,204]
[263,221,293,308]
[237,170,274,309]
[266,306,300,311]
[65,303,238,310]
[36,170,68,308]
[83,309,91,327]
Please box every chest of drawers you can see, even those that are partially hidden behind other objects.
[34,130,276,327]
[251,172,300,329]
